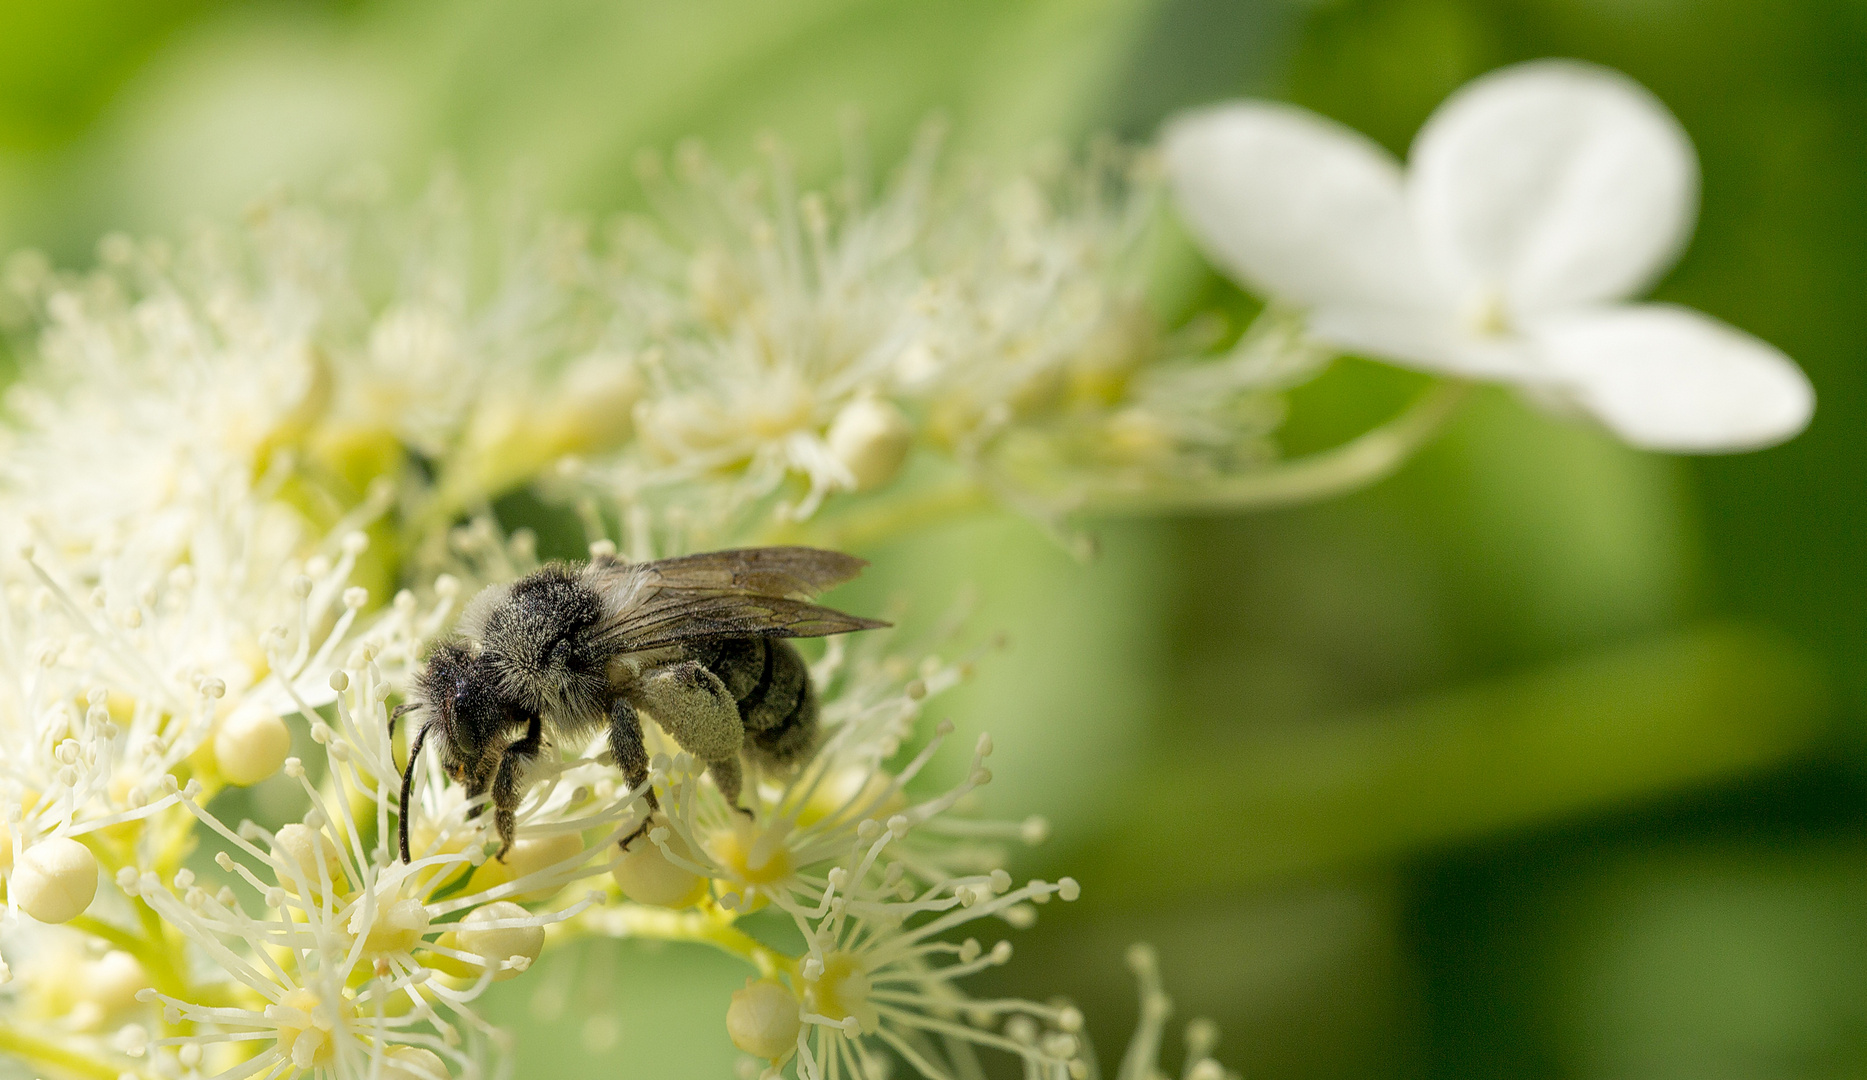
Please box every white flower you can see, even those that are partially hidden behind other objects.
[1163,59,1814,452]
[125,754,607,1079]
[0,526,382,842]
[781,827,1084,1080]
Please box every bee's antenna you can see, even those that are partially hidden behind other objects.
[387,700,419,741]
[398,724,429,864]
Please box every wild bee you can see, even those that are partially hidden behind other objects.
[393,547,886,863]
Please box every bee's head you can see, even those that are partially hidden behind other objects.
[466,564,609,720]
[396,639,512,862]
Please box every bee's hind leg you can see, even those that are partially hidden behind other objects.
[490,714,543,862]
[707,755,753,820]
[633,660,752,817]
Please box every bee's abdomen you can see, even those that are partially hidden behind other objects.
[693,637,818,766]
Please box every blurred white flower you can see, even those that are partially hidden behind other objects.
[1105,944,1238,1080]
[1164,59,1814,452]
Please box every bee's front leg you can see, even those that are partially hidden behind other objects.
[489,714,543,862]
[608,698,657,850]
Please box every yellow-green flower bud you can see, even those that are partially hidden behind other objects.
[455,901,545,981]
[611,827,707,909]
[467,831,586,902]
[727,978,802,1061]
[13,837,98,923]
[383,1045,448,1079]
[273,822,346,897]
[214,711,292,785]
[826,397,913,491]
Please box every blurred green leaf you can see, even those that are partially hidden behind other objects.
[383,0,1164,203]
[45,0,1170,244]
[0,0,226,150]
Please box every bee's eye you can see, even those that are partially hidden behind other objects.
[547,637,572,666]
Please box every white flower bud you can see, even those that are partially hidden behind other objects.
[383,1045,449,1080]
[13,837,98,923]
[826,397,912,491]
[727,978,802,1060]
[611,828,706,909]
[84,950,148,1017]
[455,901,544,981]
[272,823,345,896]
[354,897,433,957]
[213,712,292,786]
[468,831,586,902]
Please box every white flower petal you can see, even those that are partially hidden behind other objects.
[1163,102,1448,311]
[1530,305,1813,452]
[1410,60,1698,316]
[1309,305,1540,381]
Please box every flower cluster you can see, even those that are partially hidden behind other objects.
[0,143,1255,1080]
[548,130,1330,544]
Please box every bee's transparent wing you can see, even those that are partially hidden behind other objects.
[592,547,887,651]
[637,547,872,597]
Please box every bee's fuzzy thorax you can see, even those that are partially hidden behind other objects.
[477,564,613,721]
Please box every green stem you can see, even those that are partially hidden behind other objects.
[601,903,797,980]
[1079,380,1471,515]
[0,1023,142,1080]
[758,478,994,551]
[68,914,191,1000]
[74,837,193,1001]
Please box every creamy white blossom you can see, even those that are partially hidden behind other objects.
[124,751,608,1079]
[780,823,1084,1080]
[1164,59,1814,451]
[0,131,1288,1080]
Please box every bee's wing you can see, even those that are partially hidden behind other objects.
[636,547,873,597]
[591,547,888,651]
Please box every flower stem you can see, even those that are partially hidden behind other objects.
[598,902,797,980]
[0,1022,141,1080]
[1079,379,1471,515]
[68,913,192,1002]
[74,834,195,1003]
[759,477,994,551]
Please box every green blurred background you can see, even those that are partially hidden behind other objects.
[2,0,1863,1076]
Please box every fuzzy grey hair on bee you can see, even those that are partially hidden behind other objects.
[392,547,887,864]
[463,565,614,724]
